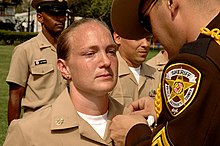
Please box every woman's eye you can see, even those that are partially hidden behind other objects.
[108,49,117,55]
[85,52,95,57]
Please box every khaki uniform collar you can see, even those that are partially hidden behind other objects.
[155,50,169,66]
[77,116,112,144]
[117,52,156,79]
[141,62,156,79]
[50,88,78,130]
[36,32,56,52]
[50,88,124,145]
[117,52,131,76]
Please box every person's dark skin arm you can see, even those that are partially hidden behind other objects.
[7,83,25,126]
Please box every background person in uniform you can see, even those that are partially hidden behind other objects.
[6,0,68,125]
[110,33,161,107]
[3,18,127,146]
[110,0,220,145]
[110,32,161,125]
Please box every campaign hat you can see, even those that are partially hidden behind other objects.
[111,0,149,39]
[31,0,68,13]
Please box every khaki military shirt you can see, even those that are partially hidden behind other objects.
[6,32,66,115]
[110,53,161,106]
[146,50,168,72]
[3,88,126,146]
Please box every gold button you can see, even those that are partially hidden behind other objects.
[157,68,163,71]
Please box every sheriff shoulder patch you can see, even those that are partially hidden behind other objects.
[162,63,201,117]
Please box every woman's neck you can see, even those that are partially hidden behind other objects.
[69,83,109,116]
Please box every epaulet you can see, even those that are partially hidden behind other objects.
[200,28,220,45]
[179,37,211,59]
[180,28,220,58]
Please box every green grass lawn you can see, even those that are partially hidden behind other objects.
[0,45,160,145]
[146,48,161,61]
[0,45,14,146]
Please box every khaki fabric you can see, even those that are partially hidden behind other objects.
[146,50,168,72]
[6,32,66,115]
[110,53,161,106]
[3,88,126,146]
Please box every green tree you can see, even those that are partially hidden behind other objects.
[71,0,113,31]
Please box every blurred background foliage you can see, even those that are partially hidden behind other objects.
[15,0,113,29]
[70,0,113,29]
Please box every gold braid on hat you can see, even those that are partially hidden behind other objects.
[200,27,220,45]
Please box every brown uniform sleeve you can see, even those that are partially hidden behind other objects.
[125,123,152,146]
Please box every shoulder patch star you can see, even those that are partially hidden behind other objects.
[162,63,201,117]
[166,73,195,105]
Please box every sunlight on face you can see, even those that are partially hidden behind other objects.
[67,22,118,96]
[119,37,150,67]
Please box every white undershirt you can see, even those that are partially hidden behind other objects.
[77,111,108,139]
[129,66,141,83]
[128,66,155,127]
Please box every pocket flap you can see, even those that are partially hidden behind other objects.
[31,64,54,75]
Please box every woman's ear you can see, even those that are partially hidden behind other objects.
[57,59,71,80]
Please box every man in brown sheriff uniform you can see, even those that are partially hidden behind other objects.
[6,0,68,125]
[109,0,220,145]
[3,18,128,146]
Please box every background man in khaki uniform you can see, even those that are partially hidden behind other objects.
[111,33,161,106]
[110,32,161,124]
[3,18,127,146]
[6,0,67,125]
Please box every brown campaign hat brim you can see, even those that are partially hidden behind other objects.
[111,0,149,40]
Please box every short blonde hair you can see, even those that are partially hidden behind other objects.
[57,18,110,61]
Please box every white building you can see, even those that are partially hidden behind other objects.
[15,11,42,32]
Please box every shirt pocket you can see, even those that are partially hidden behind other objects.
[31,64,54,75]
[29,64,55,88]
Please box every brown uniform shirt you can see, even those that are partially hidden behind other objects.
[3,88,126,146]
[6,32,66,115]
[125,13,220,146]
[110,52,161,106]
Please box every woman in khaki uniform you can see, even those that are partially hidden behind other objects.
[3,18,127,146]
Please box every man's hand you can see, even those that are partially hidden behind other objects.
[128,97,156,120]
[110,114,147,146]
